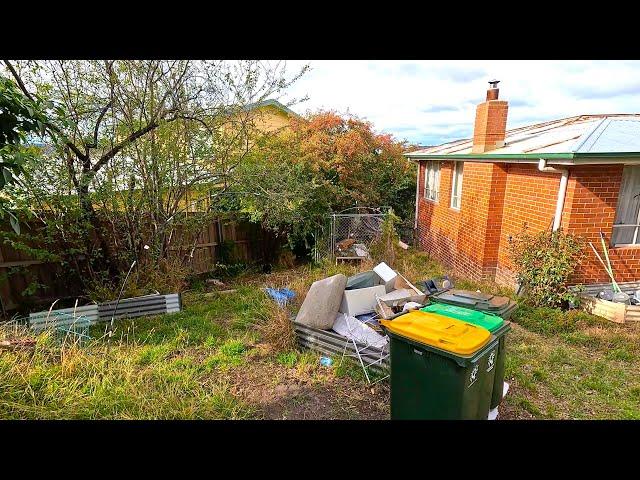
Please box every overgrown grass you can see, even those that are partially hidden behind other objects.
[504,307,640,419]
[4,247,640,420]
[0,284,273,419]
[511,305,608,336]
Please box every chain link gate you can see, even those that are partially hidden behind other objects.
[314,207,389,263]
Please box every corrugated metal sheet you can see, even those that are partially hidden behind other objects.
[574,118,640,153]
[28,293,182,328]
[29,304,99,324]
[293,321,389,373]
[409,114,640,157]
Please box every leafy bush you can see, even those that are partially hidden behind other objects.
[509,229,585,308]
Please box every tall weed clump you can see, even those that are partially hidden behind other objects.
[370,209,401,266]
[509,229,585,308]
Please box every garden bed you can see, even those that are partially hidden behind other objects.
[578,281,640,324]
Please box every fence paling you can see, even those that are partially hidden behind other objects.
[0,217,267,312]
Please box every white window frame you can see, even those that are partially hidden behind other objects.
[612,165,640,246]
[450,161,464,210]
[423,160,440,202]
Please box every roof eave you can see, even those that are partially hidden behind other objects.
[405,151,640,165]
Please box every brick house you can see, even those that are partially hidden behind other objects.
[406,81,640,288]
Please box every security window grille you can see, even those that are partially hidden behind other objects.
[424,161,440,202]
[612,165,640,246]
[451,161,464,209]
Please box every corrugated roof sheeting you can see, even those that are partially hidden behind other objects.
[574,118,640,153]
[408,114,640,157]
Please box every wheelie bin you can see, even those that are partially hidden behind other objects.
[428,289,518,320]
[380,311,499,420]
[420,303,511,409]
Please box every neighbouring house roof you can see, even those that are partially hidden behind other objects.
[245,99,300,118]
[406,114,640,165]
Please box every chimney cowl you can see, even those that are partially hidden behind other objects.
[486,79,500,101]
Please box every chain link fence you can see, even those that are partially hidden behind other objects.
[313,207,391,263]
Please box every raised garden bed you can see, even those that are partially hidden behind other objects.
[577,281,640,324]
[292,320,389,373]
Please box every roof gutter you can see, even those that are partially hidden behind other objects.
[538,158,569,232]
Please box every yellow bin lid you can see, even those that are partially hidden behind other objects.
[380,311,491,355]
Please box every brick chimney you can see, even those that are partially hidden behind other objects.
[472,80,508,153]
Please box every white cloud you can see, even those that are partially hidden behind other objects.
[278,60,640,145]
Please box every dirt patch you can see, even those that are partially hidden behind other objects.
[226,358,390,420]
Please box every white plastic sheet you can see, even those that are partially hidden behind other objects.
[332,312,388,349]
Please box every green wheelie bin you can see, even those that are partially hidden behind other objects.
[381,311,499,420]
[420,303,511,409]
[429,289,518,320]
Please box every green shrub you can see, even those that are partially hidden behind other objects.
[509,229,585,308]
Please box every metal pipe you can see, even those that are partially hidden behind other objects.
[538,158,569,231]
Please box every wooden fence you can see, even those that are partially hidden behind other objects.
[0,217,269,313]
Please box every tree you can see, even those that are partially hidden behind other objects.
[3,60,307,277]
[289,111,416,220]
[227,110,416,260]
[0,75,55,232]
[229,133,333,260]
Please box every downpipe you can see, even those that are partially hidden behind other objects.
[413,161,420,244]
[538,158,569,231]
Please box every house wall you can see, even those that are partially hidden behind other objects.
[416,160,507,281]
[416,161,637,288]
[494,164,564,286]
[563,165,635,284]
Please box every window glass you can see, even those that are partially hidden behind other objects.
[451,161,464,209]
[424,161,440,201]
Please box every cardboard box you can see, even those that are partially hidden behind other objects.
[374,272,426,319]
[373,262,398,293]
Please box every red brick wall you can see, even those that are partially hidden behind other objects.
[416,161,636,288]
[416,160,507,281]
[495,164,562,281]
[564,165,633,284]
[472,101,509,153]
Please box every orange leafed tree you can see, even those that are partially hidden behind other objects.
[282,111,415,215]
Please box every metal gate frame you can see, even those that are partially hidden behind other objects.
[314,206,390,263]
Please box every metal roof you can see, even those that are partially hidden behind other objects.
[406,114,640,163]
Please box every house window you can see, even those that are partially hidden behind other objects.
[612,165,640,246]
[451,161,464,209]
[424,161,440,202]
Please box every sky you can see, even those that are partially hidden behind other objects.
[279,60,640,146]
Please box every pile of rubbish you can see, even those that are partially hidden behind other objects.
[284,263,515,419]
[596,288,639,304]
[335,238,370,259]
[293,262,452,348]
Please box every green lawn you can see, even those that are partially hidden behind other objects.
[1,250,638,420]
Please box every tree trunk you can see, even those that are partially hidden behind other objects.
[78,181,120,279]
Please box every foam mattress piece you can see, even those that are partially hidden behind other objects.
[295,274,347,330]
